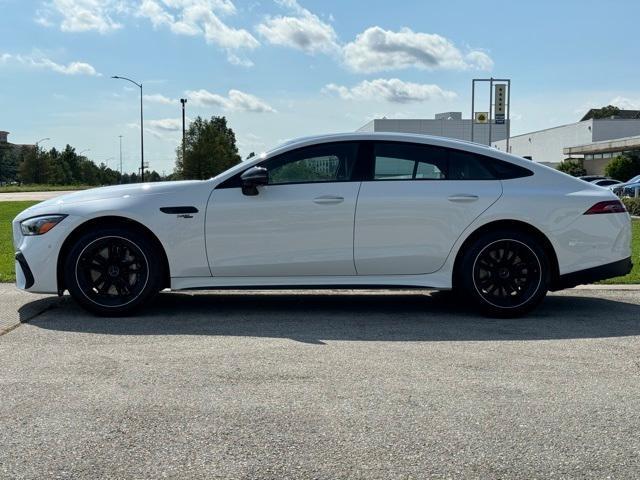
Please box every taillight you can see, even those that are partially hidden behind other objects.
[584,200,627,215]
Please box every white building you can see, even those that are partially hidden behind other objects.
[492,110,640,173]
[359,112,509,146]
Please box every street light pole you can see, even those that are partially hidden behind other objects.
[35,137,50,148]
[112,75,144,182]
[118,135,123,181]
[180,98,187,162]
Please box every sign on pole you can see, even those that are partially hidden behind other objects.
[495,84,506,124]
[475,112,489,123]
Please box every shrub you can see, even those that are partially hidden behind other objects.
[622,197,640,216]
[556,158,586,177]
[604,153,640,182]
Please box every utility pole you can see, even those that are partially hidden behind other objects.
[180,98,187,162]
[118,135,123,182]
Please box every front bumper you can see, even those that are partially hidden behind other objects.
[13,214,83,294]
[552,256,633,290]
[15,252,34,289]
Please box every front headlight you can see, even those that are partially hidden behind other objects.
[20,215,67,236]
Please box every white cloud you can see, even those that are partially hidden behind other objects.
[37,0,123,33]
[186,88,276,113]
[323,78,456,104]
[144,93,176,104]
[256,0,339,55]
[138,0,259,53]
[148,117,183,131]
[342,26,493,73]
[0,52,100,76]
[610,96,640,110]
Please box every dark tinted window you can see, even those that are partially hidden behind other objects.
[448,150,495,180]
[371,142,532,181]
[373,143,448,180]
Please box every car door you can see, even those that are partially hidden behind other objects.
[206,141,361,276]
[354,142,503,275]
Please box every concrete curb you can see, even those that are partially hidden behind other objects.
[574,284,640,290]
[0,285,61,336]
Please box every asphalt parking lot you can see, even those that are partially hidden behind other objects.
[2,287,640,479]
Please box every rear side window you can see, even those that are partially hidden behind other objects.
[373,143,448,181]
[371,142,533,181]
[448,150,495,180]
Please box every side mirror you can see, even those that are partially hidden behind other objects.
[240,166,268,196]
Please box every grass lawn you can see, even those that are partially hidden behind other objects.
[0,185,88,193]
[599,218,640,284]
[0,201,37,282]
[1,202,639,284]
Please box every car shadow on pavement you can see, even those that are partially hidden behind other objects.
[21,290,640,343]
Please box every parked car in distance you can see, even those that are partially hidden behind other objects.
[613,175,640,196]
[592,178,623,188]
[13,133,633,318]
[620,183,640,198]
[579,175,608,182]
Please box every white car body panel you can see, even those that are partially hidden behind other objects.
[12,132,632,296]
[207,182,360,276]
[354,179,502,275]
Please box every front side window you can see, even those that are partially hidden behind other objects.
[265,142,359,185]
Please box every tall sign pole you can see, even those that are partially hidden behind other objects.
[471,78,511,148]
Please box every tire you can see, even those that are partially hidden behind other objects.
[63,227,161,316]
[457,229,549,318]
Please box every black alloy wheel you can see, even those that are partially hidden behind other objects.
[64,227,162,316]
[75,236,149,308]
[457,229,550,317]
[472,239,542,309]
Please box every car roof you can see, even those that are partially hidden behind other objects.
[212,131,558,184]
[280,132,490,151]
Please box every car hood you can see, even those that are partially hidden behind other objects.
[36,181,204,207]
[14,180,207,222]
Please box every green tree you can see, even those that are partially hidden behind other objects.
[604,153,640,181]
[174,116,241,180]
[556,158,587,177]
[0,145,18,183]
[18,146,51,184]
[590,105,621,119]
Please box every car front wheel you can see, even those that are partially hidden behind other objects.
[64,228,161,316]
[458,229,549,317]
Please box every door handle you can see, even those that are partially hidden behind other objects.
[313,195,344,205]
[447,194,479,202]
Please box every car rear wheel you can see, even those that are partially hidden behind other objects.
[64,228,161,316]
[458,230,549,317]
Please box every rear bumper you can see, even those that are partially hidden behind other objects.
[552,256,632,290]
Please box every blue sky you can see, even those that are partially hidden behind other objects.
[1,0,639,175]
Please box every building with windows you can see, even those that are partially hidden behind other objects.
[358,112,509,146]
[492,110,640,173]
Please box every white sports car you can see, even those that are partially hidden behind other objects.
[13,133,632,317]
